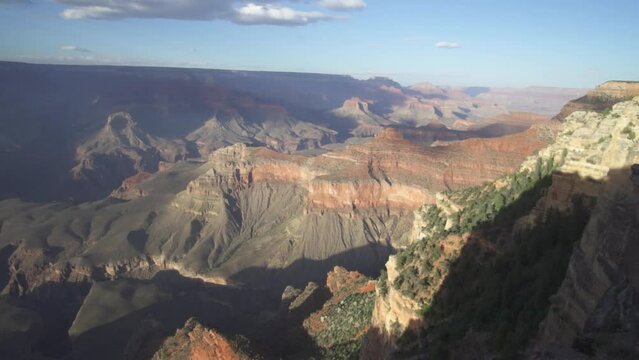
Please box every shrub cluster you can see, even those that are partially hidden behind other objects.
[393,155,560,301]
[314,292,376,360]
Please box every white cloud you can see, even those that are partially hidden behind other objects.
[61,6,122,19]
[54,0,339,25]
[61,45,91,52]
[235,3,333,25]
[435,41,461,49]
[319,0,366,11]
[58,1,233,21]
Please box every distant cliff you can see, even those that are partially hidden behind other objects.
[0,61,582,202]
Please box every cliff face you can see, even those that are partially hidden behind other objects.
[530,100,639,357]
[0,124,545,298]
[532,185,639,358]
[365,255,422,358]
[554,81,639,121]
[364,95,639,358]
[180,126,547,216]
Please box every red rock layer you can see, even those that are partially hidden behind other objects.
[111,171,152,199]
[183,127,549,214]
[152,318,248,360]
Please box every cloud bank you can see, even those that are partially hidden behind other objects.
[53,0,363,26]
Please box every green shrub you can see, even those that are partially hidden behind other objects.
[314,292,376,359]
[622,125,636,140]
[378,269,388,296]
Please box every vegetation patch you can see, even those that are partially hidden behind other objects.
[384,151,596,358]
[394,156,560,300]
[313,292,376,360]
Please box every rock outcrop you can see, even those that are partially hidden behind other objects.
[153,318,251,360]
[330,98,392,137]
[71,112,189,199]
[364,95,639,358]
[554,81,639,121]
[299,267,377,358]
[186,104,336,157]
[111,171,153,200]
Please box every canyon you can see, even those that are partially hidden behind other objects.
[0,61,583,202]
[4,62,637,360]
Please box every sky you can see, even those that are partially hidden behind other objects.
[1,0,638,88]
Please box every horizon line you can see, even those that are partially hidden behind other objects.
[0,58,594,90]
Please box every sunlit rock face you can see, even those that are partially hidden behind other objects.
[181,126,546,216]
[152,318,250,360]
[554,81,639,121]
[532,98,639,358]
[364,96,639,358]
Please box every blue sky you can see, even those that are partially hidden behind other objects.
[1,0,637,88]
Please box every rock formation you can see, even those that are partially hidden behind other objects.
[0,117,549,359]
[363,95,639,358]
[0,61,579,203]
[152,318,252,360]
[186,104,337,157]
[71,112,189,199]
[330,97,392,137]
[283,266,377,358]
[554,81,639,121]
